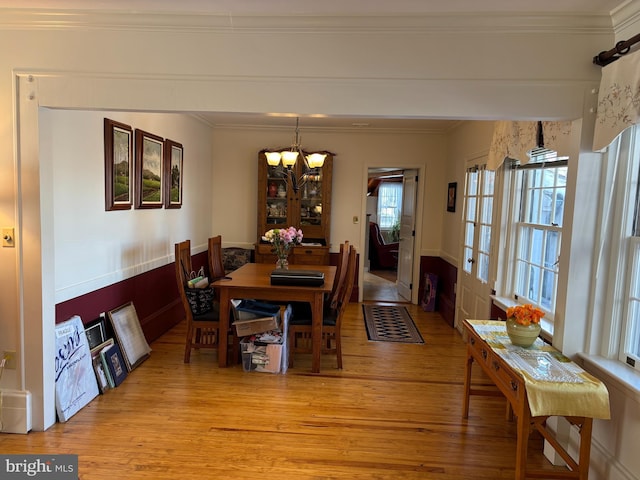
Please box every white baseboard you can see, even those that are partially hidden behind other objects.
[0,389,32,434]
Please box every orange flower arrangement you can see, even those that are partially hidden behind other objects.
[506,304,545,326]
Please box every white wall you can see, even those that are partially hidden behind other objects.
[43,109,214,304]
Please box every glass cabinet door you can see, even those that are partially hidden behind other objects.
[265,164,289,227]
[300,173,322,227]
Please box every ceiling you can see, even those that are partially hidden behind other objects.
[2,0,628,132]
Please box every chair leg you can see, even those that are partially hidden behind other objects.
[184,325,193,364]
[336,333,343,369]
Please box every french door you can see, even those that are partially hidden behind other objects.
[456,164,495,327]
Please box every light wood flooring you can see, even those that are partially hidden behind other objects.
[363,269,406,303]
[0,304,560,479]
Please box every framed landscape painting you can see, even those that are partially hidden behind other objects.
[135,129,164,209]
[104,118,133,211]
[164,139,183,209]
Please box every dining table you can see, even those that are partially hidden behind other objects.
[211,262,336,373]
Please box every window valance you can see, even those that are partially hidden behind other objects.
[593,48,640,152]
[487,120,573,170]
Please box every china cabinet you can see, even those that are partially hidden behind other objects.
[256,150,333,265]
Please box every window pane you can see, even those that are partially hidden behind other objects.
[528,266,541,302]
[527,187,542,223]
[541,270,555,310]
[482,197,493,223]
[531,228,544,265]
[478,252,489,283]
[465,222,475,248]
[545,231,560,270]
[464,247,473,274]
[628,300,640,358]
[515,261,527,297]
[479,225,491,252]
[377,182,402,228]
[468,171,478,196]
[466,197,477,222]
[483,170,495,195]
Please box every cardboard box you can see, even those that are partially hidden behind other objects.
[240,305,290,374]
[233,311,281,337]
[231,299,282,336]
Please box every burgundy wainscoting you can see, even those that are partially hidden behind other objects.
[418,256,457,327]
[55,251,209,343]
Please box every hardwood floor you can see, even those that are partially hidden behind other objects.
[363,270,405,303]
[0,304,557,479]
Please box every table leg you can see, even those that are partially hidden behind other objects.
[311,291,324,373]
[578,418,593,480]
[462,348,473,418]
[218,287,229,368]
[514,404,530,480]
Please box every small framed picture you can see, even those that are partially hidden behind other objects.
[104,118,133,211]
[447,182,457,212]
[164,139,183,209]
[135,129,164,209]
[84,317,108,350]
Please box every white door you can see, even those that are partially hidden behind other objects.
[456,165,495,326]
[397,170,418,301]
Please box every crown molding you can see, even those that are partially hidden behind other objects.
[611,0,640,34]
[0,9,615,35]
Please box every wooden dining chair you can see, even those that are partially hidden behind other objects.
[290,240,350,319]
[288,245,357,369]
[175,240,221,363]
[207,235,226,282]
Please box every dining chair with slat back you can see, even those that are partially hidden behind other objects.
[289,240,351,319]
[208,235,242,361]
[207,235,226,282]
[329,240,350,309]
[288,245,356,369]
[175,240,221,363]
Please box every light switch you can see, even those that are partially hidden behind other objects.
[353,216,359,224]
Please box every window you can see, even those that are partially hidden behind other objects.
[510,158,567,316]
[377,182,402,229]
[616,125,640,369]
[462,167,495,283]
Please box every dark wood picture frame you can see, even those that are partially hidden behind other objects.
[135,129,164,209]
[164,139,183,209]
[447,182,457,212]
[104,118,133,211]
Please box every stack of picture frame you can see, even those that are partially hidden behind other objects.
[85,301,152,393]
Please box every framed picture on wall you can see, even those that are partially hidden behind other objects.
[164,139,183,209]
[447,182,457,212]
[104,118,133,211]
[135,129,165,209]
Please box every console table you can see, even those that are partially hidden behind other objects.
[462,320,610,480]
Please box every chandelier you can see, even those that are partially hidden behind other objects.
[264,117,326,193]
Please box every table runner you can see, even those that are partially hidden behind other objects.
[468,320,611,419]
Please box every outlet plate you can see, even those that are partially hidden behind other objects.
[3,350,17,369]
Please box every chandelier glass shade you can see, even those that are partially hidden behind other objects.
[264,117,326,192]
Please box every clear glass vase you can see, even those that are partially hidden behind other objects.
[276,256,289,270]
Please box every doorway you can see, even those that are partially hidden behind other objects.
[363,168,414,303]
